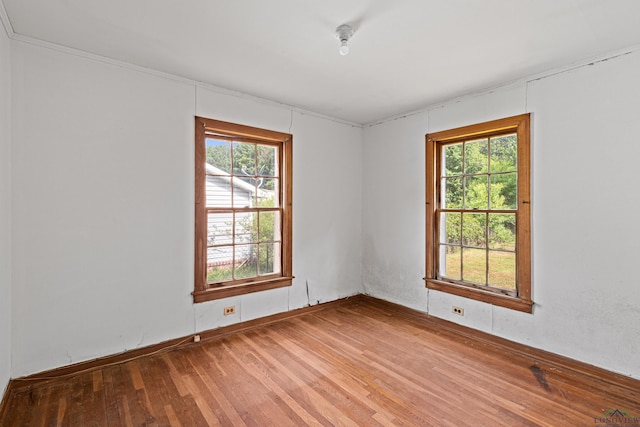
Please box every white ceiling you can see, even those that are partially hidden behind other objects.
[3,0,640,124]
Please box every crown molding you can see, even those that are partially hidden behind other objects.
[364,43,640,128]
[8,30,362,129]
[0,0,13,38]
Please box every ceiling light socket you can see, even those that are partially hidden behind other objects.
[335,24,354,56]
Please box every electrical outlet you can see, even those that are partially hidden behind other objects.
[224,306,236,316]
[452,306,464,316]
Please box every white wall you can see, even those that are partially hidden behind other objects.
[9,25,638,384]
[363,52,640,378]
[0,20,12,395]
[11,40,362,377]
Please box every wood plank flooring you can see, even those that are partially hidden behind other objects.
[2,297,639,426]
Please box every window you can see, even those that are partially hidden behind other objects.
[193,117,292,303]
[425,114,532,313]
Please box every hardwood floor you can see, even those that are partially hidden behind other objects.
[1,296,639,426]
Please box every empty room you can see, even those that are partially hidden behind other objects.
[1,1,640,425]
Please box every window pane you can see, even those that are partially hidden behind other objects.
[440,212,461,245]
[207,247,234,283]
[233,142,256,176]
[464,139,488,174]
[488,251,516,290]
[462,248,486,284]
[257,178,279,207]
[234,211,255,244]
[206,139,231,174]
[439,245,461,280]
[488,213,516,250]
[465,175,488,209]
[259,211,280,243]
[259,242,281,275]
[491,173,517,210]
[205,176,232,208]
[208,213,233,245]
[257,145,277,177]
[234,246,257,279]
[442,177,462,209]
[462,213,486,248]
[490,134,517,173]
[443,143,463,176]
[231,177,255,208]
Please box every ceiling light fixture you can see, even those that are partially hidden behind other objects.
[335,24,354,56]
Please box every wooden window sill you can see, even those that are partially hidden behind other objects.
[193,276,293,303]
[425,279,533,313]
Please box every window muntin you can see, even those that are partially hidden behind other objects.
[426,114,531,313]
[194,117,292,303]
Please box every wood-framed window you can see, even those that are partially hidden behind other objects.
[193,117,293,303]
[425,114,532,313]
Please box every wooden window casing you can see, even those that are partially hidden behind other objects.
[425,114,532,313]
[194,117,293,303]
